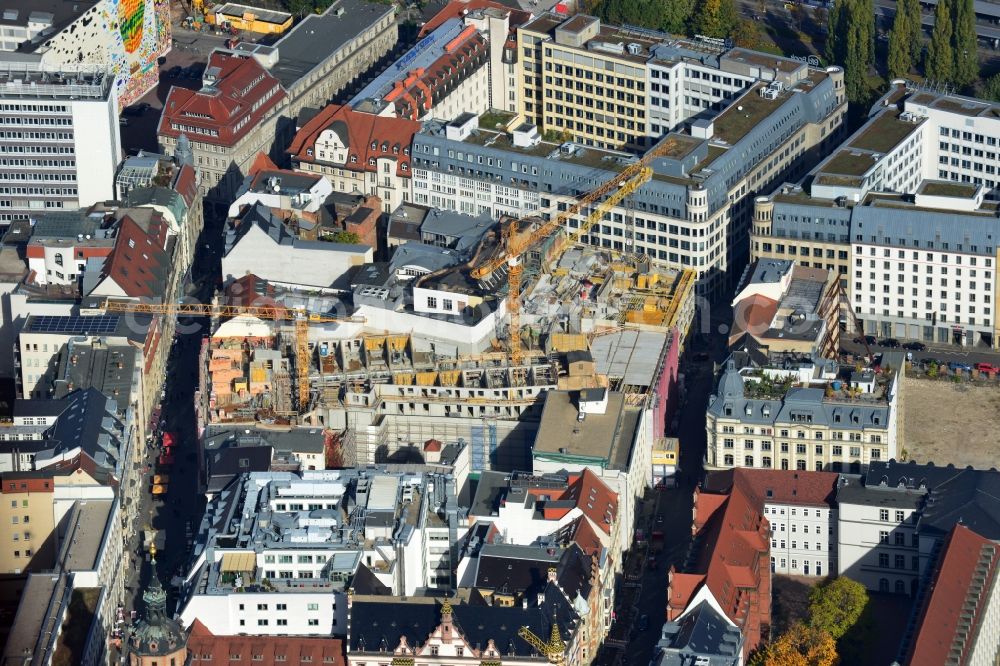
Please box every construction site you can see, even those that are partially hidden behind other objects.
[181,134,700,474]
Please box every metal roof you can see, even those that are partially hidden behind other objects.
[590,329,668,388]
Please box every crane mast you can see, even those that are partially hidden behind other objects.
[471,139,678,364]
[101,300,361,412]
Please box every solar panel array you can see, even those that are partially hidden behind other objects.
[27,315,121,335]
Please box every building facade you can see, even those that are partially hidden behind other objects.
[751,85,1000,346]
[706,358,899,472]
[288,104,421,216]
[412,47,846,297]
[0,62,121,223]
[704,468,839,578]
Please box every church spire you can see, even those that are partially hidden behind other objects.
[142,543,168,624]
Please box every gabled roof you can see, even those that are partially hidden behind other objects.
[287,103,420,177]
[158,51,287,148]
[349,586,577,657]
[865,461,1000,540]
[561,468,617,535]
[187,619,346,665]
[704,468,839,507]
[99,212,171,298]
[172,164,199,208]
[905,524,999,665]
[672,480,770,654]
[473,543,593,601]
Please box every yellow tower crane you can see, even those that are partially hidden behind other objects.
[469,139,681,364]
[517,614,566,665]
[101,300,363,410]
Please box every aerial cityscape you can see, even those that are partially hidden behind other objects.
[0,0,998,664]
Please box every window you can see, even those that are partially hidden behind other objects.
[308,619,320,627]
[879,530,889,543]
[894,554,905,569]
[879,553,889,567]
[895,532,905,546]
[426,296,438,309]
[895,510,904,522]
[879,509,889,521]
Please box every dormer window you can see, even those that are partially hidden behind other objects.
[371,141,377,150]
[306,148,313,156]
[368,158,375,166]
[401,163,408,171]
[350,155,357,163]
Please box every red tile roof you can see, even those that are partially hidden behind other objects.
[101,213,170,298]
[287,104,420,178]
[248,152,280,177]
[186,620,346,665]
[669,483,771,658]
[569,515,604,558]
[419,0,532,36]
[906,524,999,665]
[705,469,839,507]
[171,164,199,208]
[560,468,618,535]
[382,30,489,121]
[158,52,286,148]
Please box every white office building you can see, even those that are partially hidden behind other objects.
[0,61,121,223]
[179,469,465,635]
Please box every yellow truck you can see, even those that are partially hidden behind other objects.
[152,484,167,496]
[153,474,170,485]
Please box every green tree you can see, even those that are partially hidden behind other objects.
[732,19,762,49]
[284,0,314,16]
[926,0,955,83]
[691,0,737,38]
[808,577,869,640]
[329,231,361,244]
[660,0,696,34]
[748,623,839,666]
[887,0,920,78]
[951,0,979,89]
[826,0,847,64]
[983,73,1000,101]
[901,0,925,64]
[828,0,874,102]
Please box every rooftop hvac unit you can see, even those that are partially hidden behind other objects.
[626,43,642,55]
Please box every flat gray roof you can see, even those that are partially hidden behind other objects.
[533,390,637,470]
[590,329,668,388]
[2,574,60,665]
[61,499,113,571]
[837,482,924,509]
[268,0,394,91]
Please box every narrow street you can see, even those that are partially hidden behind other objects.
[597,312,731,665]
[120,207,225,632]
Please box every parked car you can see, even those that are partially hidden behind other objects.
[879,338,900,348]
[853,335,876,345]
[948,361,972,372]
[903,341,926,351]
[920,357,940,367]
[118,117,129,126]
[975,362,998,374]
